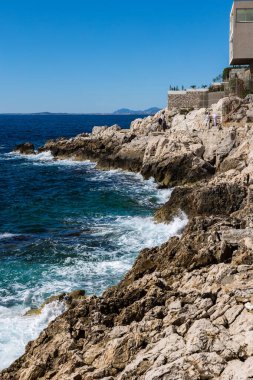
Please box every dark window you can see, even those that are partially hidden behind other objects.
[237,9,253,22]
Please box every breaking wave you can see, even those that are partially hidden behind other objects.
[0,145,188,370]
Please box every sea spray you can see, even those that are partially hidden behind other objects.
[0,116,188,370]
[0,212,188,370]
[0,233,19,240]
[0,302,65,370]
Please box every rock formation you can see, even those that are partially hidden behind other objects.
[5,97,253,379]
[14,142,35,155]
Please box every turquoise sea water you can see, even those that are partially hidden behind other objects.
[0,115,187,369]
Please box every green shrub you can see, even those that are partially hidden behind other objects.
[223,67,232,81]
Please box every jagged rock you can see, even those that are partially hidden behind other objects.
[4,101,253,379]
[155,178,247,222]
[220,358,253,379]
[14,142,35,155]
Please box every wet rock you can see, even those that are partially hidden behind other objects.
[25,290,86,316]
[13,142,35,155]
[155,180,247,223]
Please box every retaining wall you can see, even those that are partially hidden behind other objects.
[168,90,224,110]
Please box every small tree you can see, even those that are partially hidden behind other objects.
[213,74,223,83]
[223,67,231,81]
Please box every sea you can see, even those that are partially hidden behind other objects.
[0,114,188,370]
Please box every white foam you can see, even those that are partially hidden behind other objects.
[31,151,54,161]
[54,158,96,167]
[113,214,186,249]
[9,150,55,162]
[0,233,18,240]
[0,301,65,370]
[89,171,173,206]
[45,213,189,296]
[1,153,20,161]
[0,215,188,370]
[27,152,94,167]
[0,152,188,370]
[2,153,170,207]
[155,188,173,204]
[5,151,96,168]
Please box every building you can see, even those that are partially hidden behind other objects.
[230,0,253,66]
[168,0,253,110]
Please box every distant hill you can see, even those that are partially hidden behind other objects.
[0,108,162,116]
[113,107,161,115]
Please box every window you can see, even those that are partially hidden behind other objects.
[237,8,253,22]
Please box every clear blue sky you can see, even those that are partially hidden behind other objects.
[0,0,232,113]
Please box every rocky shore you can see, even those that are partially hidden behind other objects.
[2,96,253,379]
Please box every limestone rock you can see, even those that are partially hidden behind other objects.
[4,99,253,379]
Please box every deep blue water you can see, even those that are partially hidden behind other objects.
[0,114,142,152]
[0,115,186,369]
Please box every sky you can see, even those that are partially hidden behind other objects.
[0,0,233,113]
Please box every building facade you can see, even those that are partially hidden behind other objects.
[230,0,253,65]
[168,1,253,110]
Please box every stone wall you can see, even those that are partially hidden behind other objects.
[168,90,208,109]
[229,68,251,81]
[168,90,224,110]
[208,92,225,107]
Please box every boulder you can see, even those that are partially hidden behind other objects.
[14,142,35,155]
[155,179,247,223]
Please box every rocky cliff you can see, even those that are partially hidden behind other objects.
[2,97,253,379]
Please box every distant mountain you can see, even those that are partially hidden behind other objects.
[33,112,53,115]
[113,107,161,115]
[0,108,162,116]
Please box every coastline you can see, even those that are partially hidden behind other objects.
[0,149,182,371]
[3,98,253,379]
